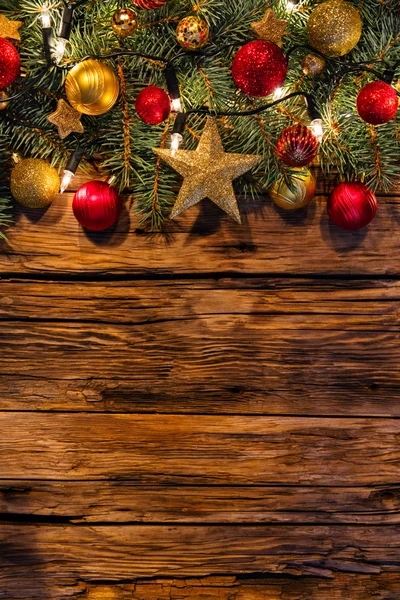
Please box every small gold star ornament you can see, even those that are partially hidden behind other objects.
[154,117,260,223]
[251,8,287,46]
[0,14,23,41]
[47,99,84,139]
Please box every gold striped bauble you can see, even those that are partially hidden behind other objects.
[269,168,316,210]
[65,59,119,116]
[131,0,168,8]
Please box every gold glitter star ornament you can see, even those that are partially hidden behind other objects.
[47,99,84,139]
[0,14,23,41]
[154,118,260,224]
[251,9,287,46]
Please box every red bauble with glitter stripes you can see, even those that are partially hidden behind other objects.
[136,85,171,124]
[327,181,377,230]
[232,40,287,97]
[131,0,168,8]
[73,181,122,231]
[0,37,20,90]
[357,81,398,125]
[277,124,319,167]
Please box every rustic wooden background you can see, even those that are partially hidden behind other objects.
[0,170,400,599]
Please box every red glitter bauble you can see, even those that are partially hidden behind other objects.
[131,0,167,8]
[73,181,122,231]
[232,40,287,97]
[136,85,171,124]
[0,38,20,90]
[327,182,377,230]
[357,81,398,125]
[277,124,319,167]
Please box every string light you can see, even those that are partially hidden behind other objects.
[309,118,324,142]
[41,5,51,28]
[55,4,75,63]
[60,146,84,193]
[41,5,54,66]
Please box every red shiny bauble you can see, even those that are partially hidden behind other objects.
[327,182,377,230]
[135,85,171,124]
[73,181,122,231]
[0,38,20,90]
[131,0,167,8]
[277,124,319,167]
[357,81,398,125]
[232,40,287,97]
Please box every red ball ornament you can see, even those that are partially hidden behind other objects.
[0,38,20,90]
[73,181,122,231]
[327,182,377,230]
[136,85,171,125]
[357,81,398,125]
[277,124,319,167]
[131,0,167,8]
[232,40,287,97]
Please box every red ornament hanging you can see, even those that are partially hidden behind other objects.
[327,182,377,230]
[73,181,122,231]
[131,0,168,8]
[357,81,398,125]
[232,40,287,97]
[277,124,319,167]
[136,85,171,125]
[0,37,20,90]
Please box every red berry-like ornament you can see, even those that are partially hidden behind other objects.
[357,81,398,125]
[136,85,171,125]
[277,124,319,167]
[131,0,167,8]
[232,40,287,97]
[0,37,20,90]
[327,182,377,230]
[73,181,122,231]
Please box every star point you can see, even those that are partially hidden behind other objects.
[154,118,260,224]
[251,8,287,46]
[0,14,23,41]
[47,99,84,139]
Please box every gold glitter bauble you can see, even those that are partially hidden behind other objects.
[0,90,9,111]
[154,117,260,224]
[112,8,138,38]
[269,168,316,210]
[176,16,210,51]
[307,0,362,57]
[302,53,326,77]
[65,59,120,116]
[10,159,60,209]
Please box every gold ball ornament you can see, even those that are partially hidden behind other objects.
[302,53,326,77]
[176,15,210,51]
[112,8,138,38]
[10,159,60,209]
[269,168,316,210]
[307,0,362,57]
[0,90,9,111]
[65,59,120,116]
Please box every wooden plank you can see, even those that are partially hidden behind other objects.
[1,573,400,600]
[0,276,400,414]
[0,523,398,586]
[1,481,400,524]
[1,413,400,484]
[1,193,400,276]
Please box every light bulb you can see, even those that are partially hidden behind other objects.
[41,5,51,29]
[60,169,74,193]
[310,118,324,142]
[171,98,182,113]
[54,38,67,63]
[171,133,182,156]
[286,0,299,11]
[273,87,286,101]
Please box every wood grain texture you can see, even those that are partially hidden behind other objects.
[1,481,400,524]
[1,192,400,276]
[0,278,399,416]
[1,413,400,485]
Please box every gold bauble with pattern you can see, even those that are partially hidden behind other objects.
[10,159,60,208]
[176,15,210,51]
[65,59,120,116]
[112,8,138,38]
[307,0,362,57]
[269,168,316,210]
[302,53,326,77]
